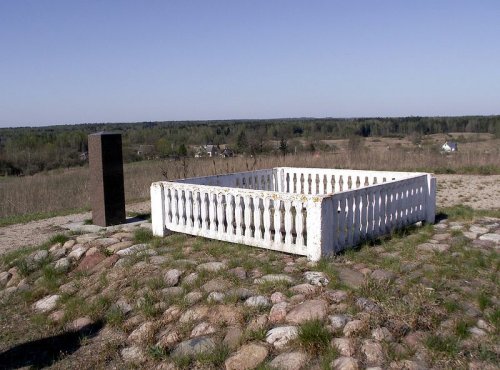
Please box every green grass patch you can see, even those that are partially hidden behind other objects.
[134,228,154,243]
[297,319,332,355]
[425,334,459,356]
[454,319,472,339]
[105,306,126,327]
[195,344,230,368]
[439,205,500,221]
[478,291,492,311]
[0,207,90,228]
[243,328,267,342]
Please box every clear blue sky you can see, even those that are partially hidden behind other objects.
[1,0,499,127]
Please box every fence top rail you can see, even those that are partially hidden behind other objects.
[171,167,429,184]
[153,173,430,201]
[276,167,429,178]
[153,180,321,202]
[328,173,429,198]
[173,168,274,184]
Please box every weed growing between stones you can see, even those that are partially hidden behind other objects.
[297,319,332,355]
[133,228,154,244]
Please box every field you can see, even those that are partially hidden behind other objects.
[1,133,499,224]
[0,131,499,369]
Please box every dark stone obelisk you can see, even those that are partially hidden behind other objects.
[88,132,126,226]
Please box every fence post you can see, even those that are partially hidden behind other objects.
[425,175,436,224]
[151,182,166,237]
[306,197,333,261]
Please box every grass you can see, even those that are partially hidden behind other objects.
[477,291,493,311]
[195,344,230,368]
[439,204,500,221]
[454,319,472,339]
[297,319,332,355]
[0,207,90,227]
[425,334,459,356]
[134,228,154,244]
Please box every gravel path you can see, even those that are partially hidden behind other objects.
[1,174,499,257]
[0,202,150,256]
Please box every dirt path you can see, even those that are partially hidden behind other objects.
[0,202,150,256]
[1,174,499,257]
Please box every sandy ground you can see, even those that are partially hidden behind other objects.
[0,174,499,256]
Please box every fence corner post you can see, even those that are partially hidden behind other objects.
[151,182,166,237]
[425,175,436,224]
[306,197,333,261]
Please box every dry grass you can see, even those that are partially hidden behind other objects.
[1,138,499,221]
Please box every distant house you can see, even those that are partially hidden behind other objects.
[220,148,234,158]
[442,141,458,152]
[194,145,220,158]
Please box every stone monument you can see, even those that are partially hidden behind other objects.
[88,132,126,226]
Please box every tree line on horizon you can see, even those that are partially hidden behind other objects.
[0,115,499,176]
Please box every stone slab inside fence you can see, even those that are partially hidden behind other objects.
[151,167,436,261]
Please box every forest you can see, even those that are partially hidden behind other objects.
[1,115,499,176]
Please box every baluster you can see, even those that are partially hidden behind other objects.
[338,196,346,248]
[373,189,381,236]
[263,197,272,242]
[209,193,217,235]
[174,189,180,224]
[244,195,252,240]
[186,190,193,229]
[273,199,282,245]
[331,197,339,252]
[284,200,293,246]
[164,188,172,224]
[299,174,304,194]
[353,193,361,244]
[253,197,262,239]
[226,194,235,235]
[193,191,200,230]
[379,188,386,235]
[235,195,243,236]
[346,195,354,245]
[201,192,208,230]
[360,192,368,239]
[367,190,374,236]
[294,200,304,246]
[217,193,225,236]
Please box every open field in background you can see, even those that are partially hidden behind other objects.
[1,134,499,222]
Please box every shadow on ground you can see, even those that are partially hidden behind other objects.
[0,320,104,370]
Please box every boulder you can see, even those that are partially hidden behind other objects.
[286,299,327,324]
[266,326,298,349]
[224,343,268,370]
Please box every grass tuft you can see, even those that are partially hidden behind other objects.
[134,228,154,244]
[297,319,332,355]
[425,334,459,356]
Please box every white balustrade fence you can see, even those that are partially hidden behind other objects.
[151,167,436,261]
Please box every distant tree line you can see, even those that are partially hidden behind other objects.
[0,115,499,176]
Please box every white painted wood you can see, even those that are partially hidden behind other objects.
[294,200,305,248]
[151,182,166,236]
[263,197,272,243]
[151,168,435,261]
[217,193,225,237]
[273,199,282,246]
[226,194,235,235]
[253,196,262,239]
[244,195,252,241]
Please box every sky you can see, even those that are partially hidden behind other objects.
[1,1,499,128]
